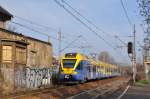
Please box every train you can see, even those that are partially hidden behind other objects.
[59,53,120,83]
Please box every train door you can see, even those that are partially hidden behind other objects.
[77,61,84,80]
[90,65,93,79]
[86,61,91,80]
[93,66,96,79]
[81,60,88,81]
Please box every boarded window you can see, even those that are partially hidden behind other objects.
[2,45,12,63]
[16,47,26,64]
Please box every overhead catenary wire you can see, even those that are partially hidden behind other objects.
[114,35,127,46]
[54,0,130,62]
[60,0,129,48]
[12,1,129,61]
[11,21,75,44]
[15,16,58,32]
[15,1,126,52]
[13,17,95,53]
[12,21,49,36]
[54,0,114,48]
[60,35,82,52]
[15,15,85,46]
[120,0,133,27]
[61,0,130,48]
[11,21,86,52]
[61,0,113,38]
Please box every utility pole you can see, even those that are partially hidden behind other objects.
[58,29,62,60]
[132,24,137,83]
[57,29,62,83]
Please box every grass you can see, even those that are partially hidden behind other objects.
[135,80,150,86]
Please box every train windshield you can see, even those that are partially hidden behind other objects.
[63,59,76,68]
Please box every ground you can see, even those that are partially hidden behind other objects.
[105,84,150,99]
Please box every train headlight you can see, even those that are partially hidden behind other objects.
[65,75,70,79]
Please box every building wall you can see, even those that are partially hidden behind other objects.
[0,29,52,67]
[0,29,52,93]
[27,39,52,67]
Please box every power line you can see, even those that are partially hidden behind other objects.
[120,0,133,27]
[14,16,58,32]
[54,0,130,61]
[12,21,49,37]
[54,0,114,48]
[60,35,82,52]
[54,0,131,60]
[60,0,129,49]
[15,15,87,46]
[114,35,127,46]
[15,0,127,54]
[61,0,113,38]
[11,21,72,44]
[11,21,86,51]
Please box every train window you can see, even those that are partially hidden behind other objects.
[65,53,77,58]
[63,59,76,68]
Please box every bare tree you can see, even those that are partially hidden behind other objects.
[98,51,115,64]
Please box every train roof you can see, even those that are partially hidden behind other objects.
[61,53,118,68]
[62,52,88,60]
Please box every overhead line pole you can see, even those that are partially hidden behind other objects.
[132,24,137,83]
[120,0,137,82]
[58,29,62,61]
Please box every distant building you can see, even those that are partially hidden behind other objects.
[0,6,53,93]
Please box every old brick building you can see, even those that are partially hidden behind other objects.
[0,6,53,93]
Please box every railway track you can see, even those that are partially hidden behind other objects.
[1,77,130,99]
[67,78,130,99]
[0,85,64,99]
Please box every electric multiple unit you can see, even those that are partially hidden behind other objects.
[59,53,120,83]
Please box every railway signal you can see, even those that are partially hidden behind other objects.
[127,25,137,83]
[128,42,133,54]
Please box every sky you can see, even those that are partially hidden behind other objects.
[0,0,145,64]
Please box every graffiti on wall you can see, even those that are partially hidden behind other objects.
[15,67,57,89]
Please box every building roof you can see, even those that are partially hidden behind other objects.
[0,6,13,21]
[0,28,52,46]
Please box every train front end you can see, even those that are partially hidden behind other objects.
[59,53,83,83]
